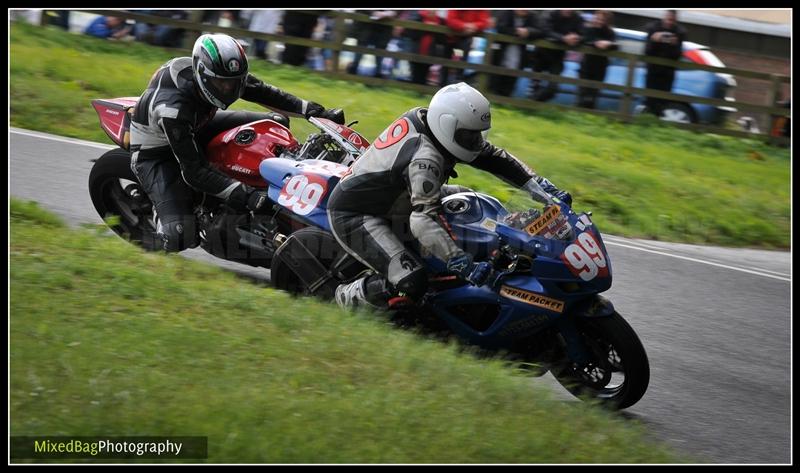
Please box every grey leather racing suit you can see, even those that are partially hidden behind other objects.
[129,56,330,251]
[326,106,562,305]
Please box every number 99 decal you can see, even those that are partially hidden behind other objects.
[561,231,609,281]
[278,174,328,216]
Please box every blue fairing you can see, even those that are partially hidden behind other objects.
[429,193,613,349]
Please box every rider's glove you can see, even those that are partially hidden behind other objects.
[552,190,573,207]
[536,177,572,206]
[226,185,270,212]
[305,102,346,125]
[447,253,493,286]
[304,101,325,119]
[319,108,346,125]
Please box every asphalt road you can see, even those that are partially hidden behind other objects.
[9,128,792,464]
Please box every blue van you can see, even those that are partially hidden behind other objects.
[468,27,738,124]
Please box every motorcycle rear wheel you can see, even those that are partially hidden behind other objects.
[551,311,650,409]
[88,148,159,250]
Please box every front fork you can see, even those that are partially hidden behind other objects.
[555,295,616,366]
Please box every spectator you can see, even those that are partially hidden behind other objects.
[530,9,583,102]
[347,10,397,79]
[10,10,42,25]
[244,10,284,60]
[317,14,339,71]
[201,10,242,29]
[642,10,687,115]
[281,11,320,67]
[442,10,491,85]
[308,14,335,71]
[770,99,790,139]
[401,10,447,85]
[133,10,188,48]
[84,15,132,40]
[576,10,617,109]
[490,10,542,97]
[43,10,70,30]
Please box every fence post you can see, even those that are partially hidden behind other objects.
[183,10,204,50]
[767,74,783,145]
[476,35,494,93]
[618,55,637,123]
[330,12,346,73]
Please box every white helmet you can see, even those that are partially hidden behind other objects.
[427,82,491,162]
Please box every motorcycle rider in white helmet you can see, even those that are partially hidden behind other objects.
[327,82,571,310]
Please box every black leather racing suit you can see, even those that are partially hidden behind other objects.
[129,56,330,251]
[326,107,562,306]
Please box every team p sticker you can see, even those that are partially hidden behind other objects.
[500,286,565,313]
[480,218,497,231]
[525,205,561,236]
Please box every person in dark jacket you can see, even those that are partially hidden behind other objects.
[281,11,320,66]
[441,10,492,86]
[129,34,343,252]
[490,10,543,97]
[531,9,583,102]
[402,10,448,85]
[643,10,687,115]
[576,10,617,109]
[84,15,131,39]
[132,10,188,48]
[347,10,397,79]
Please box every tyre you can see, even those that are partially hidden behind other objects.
[660,102,696,124]
[88,148,158,250]
[270,226,363,300]
[551,312,650,409]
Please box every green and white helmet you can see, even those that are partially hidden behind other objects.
[427,82,491,162]
[192,33,249,110]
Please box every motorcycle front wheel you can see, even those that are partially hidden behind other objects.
[551,311,650,409]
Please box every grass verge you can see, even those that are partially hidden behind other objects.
[10,199,684,463]
[10,21,790,248]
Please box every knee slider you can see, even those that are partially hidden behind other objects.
[268,112,290,128]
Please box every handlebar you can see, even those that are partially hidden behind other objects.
[485,245,521,289]
[306,116,363,158]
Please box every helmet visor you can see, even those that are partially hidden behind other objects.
[204,75,245,107]
[454,128,489,152]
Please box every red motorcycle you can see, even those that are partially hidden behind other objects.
[88,97,369,267]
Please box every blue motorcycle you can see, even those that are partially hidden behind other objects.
[259,156,650,409]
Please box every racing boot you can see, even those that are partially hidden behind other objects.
[335,274,391,311]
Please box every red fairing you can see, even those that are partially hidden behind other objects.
[91,97,139,149]
[206,119,300,188]
[315,118,371,153]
